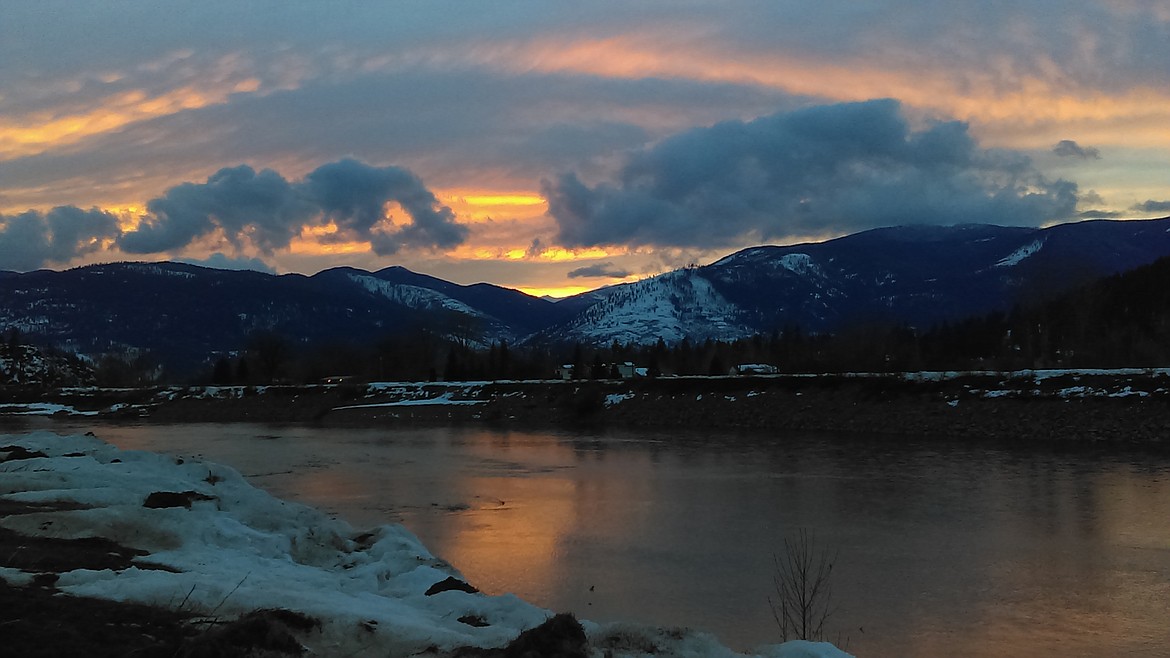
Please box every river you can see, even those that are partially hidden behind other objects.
[15,420,1170,657]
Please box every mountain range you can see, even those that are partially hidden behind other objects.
[2,217,1169,372]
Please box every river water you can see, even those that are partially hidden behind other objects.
[16,420,1170,657]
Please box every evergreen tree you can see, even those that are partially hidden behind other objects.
[212,357,233,385]
[498,339,511,379]
[590,353,606,379]
[235,358,251,384]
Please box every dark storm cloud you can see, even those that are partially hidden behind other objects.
[0,158,466,270]
[1053,140,1101,159]
[545,100,1080,248]
[178,253,276,273]
[1077,209,1123,219]
[567,262,632,279]
[1132,200,1170,214]
[122,165,315,254]
[304,159,467,255]
[117,159,466,256]
[0,207,120,271]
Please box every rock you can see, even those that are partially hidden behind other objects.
[424,576,479,596]
[142,491,216,509]
[501,613,587,658]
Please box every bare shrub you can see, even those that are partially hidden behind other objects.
[769,528,838,642]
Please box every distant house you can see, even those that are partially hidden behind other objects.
[730,363,779,376]
[555,364,574,380]
[614,362,637,379]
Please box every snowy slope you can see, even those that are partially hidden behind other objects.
[0,342,94,386]
[544,269,754,345]
[0,432,852,658]
[348,273,489,317]
[993,238,1046,267]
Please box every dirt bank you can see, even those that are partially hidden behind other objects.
[6,370,1170,444]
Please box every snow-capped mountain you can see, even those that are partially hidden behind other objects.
[536,217,1170,345]
[0,262,566,372]
[3,217,1170,366]
[529,268,754,345]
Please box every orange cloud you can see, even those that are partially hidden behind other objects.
[0,51,285,161]
[288,223,370,255]
[440,190,548,223]
[478,32,1170,150]
[444,243,620,262]
[0,87,212,159]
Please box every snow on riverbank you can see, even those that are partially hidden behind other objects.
[0,402,98,416]
[0,431,850,658]
[334,391,486,410]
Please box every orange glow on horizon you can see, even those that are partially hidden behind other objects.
[460,194,545,206]
[288,231,369,255]
[537,247,615,261]
[517,285,599,299]
[445,244,621,262]
[105,205,146,231]
[439,190,549,224]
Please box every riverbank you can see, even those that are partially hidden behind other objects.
[4,369,1170,443]
[0,432,850,658]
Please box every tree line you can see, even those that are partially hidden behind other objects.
[178,255,1170,384]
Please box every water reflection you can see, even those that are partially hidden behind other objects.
[12,418,1170,657]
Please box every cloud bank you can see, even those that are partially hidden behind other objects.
[544,100,1080,248]
[567,262,632,279]
[121,158,466,257]
[1053,140,1101,159]
[0,206,121,272]
[178,253,277,273]
[0,159,466,270]
[1133,200,1170,214]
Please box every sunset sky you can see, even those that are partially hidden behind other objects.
[2,1,1168,297]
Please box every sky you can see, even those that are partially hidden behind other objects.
[1,1,1168,297]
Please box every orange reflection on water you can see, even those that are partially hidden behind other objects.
[434,476,578,597]
[398,440,658,605]
[293,468,374,508]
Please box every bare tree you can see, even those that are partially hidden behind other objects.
[769,529,838,642]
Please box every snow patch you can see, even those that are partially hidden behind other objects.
[0,432,850,658]
[604,393,635,407]
[994,239,1045,267]
[334,392,485,410]
[0,402,98,416]
[776,253,822,277]
[348,274,481,316]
